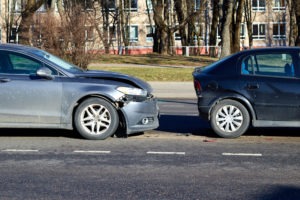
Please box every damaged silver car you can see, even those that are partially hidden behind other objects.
[0,44,159,140]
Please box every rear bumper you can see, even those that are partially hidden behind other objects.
[197,97,211,120]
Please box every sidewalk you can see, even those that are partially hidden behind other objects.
[149,81,196,99]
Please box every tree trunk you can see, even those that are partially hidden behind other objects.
[174,0,187,55]
[209,0,219,57]
[232,0,244,53]
[152,0,168,54]
[18,0,45,45]
[220,0,234,58]
[244,0,253,49]
[294,0,300,46]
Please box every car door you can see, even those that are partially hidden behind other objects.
[239,50,300,121]
[0,51,63,125]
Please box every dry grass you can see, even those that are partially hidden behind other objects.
[89,54,217,81]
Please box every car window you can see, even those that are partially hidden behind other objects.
[8,53,42,74]
[0,53,58,76]
[241,53,295,78]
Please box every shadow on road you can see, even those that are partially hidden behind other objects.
[157,114,300,138]
[257,185,300,200]
[0,129,78,139]
[156,114,212,136]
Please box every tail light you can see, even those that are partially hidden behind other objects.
[194,80,202,94]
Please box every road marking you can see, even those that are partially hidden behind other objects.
[73,150,111,154]
[222,153,262,157]
[2,149,39,152]
[147,151,186,155]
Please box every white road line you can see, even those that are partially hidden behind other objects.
[73,150,111,154]
[147,151,186,155]
[222,153,262,157]
[2,149,39,152]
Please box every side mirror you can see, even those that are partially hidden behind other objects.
[36,67,54,80]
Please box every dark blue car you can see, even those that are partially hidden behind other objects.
[0,44,159,140]
[193,47,300,138]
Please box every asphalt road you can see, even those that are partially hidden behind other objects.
[0,99,299,200]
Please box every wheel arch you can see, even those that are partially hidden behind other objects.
[208,95,256,123]
[71,94,127,133]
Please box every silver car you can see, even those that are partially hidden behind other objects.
[0,44,159,139]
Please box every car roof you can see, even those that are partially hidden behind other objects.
[240,47,300,54]
[0,43,40,52]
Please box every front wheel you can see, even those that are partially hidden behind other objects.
[210,100,250,138]
[74,98,119,140]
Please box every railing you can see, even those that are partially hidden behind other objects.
[90,45,221,56]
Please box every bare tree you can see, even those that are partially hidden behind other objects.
[220,0,234,58]
[293,0,300,46]
[151,0,171,54]
[286,0,297,46]
[209,0,220,57]
[244,0,254,48]
[232,0,245,53]
[34,1,95,69]
[18,0,46,45]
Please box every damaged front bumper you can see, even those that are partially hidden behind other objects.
[119,95,159,134]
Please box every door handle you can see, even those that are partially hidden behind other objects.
[247,83,259,90]
[0,78,11,83]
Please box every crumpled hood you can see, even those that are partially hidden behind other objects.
[74,70,153,93]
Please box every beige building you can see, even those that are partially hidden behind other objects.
[0,0,292,54]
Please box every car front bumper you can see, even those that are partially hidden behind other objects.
[120,97,159,134]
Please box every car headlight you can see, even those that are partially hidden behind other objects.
[117,87,147,96]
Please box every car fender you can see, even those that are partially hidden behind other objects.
[61,86,125,126]
[208,93,256,122]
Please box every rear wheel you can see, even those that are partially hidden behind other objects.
[210,100,250,138]
[74,98,119,140]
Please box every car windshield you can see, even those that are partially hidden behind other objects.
[28,49,83,73]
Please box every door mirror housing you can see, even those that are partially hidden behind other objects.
[36,67,54,80]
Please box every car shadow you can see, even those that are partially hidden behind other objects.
[156,114,213,137]
[157,114,300,138]
[0,129,79,139]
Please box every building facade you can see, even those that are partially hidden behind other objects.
[0,0,292,55]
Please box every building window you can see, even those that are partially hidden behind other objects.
[85,27,94,41]
[252,0,266,11]
[125,0,138,12]
[273,0,285,11]
[83,0,93,10]
[273,23,286,39]
[253,24,266,39]
[127,26,138,42]
[175,31,181,41]
[102,0,115,11]
[194,24,204,41]
[240,24,245,39]
[146,26,155,42]
[13,0,23,13]
[146,0,153,12]
[109,26,116,41]
[195,0,201,10]
[9,27,18,43]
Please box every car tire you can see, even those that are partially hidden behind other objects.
[210,100,250,138]
[74,98,119,140]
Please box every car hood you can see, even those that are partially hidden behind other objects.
[74,70,153,93]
